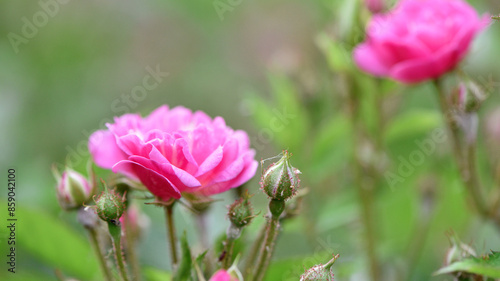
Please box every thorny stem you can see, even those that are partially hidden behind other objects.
[86,228,113,281]
[252,199,287,280]
[164,203,179,269]
[221,224,240,269]
[108,221,130,281]
[253,214,281,281]
[356,179,380,281]
[433,79,500,229]
[221,237,236,269]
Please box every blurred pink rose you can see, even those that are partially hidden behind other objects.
[89,105,258,200]
[364,0,384,14]
[209,270,238,281]
[354,0,489,83]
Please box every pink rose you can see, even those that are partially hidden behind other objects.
[209,270,238,281]
[354,0,489,83]
[88,105,258,200]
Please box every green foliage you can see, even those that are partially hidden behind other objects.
[13,205,99,280]
[174,232,193,281]
[194,250,208,272]
[143,267,172,281]
[435,252,500,279]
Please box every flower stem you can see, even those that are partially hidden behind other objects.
[433,79,500,228]
[108,221,130,281]
[86,228,113,281]
[222,224,241,269]
[164,203,179,269]
[253,215,280,281]
[357,182,380,281]
[346,74,381,281]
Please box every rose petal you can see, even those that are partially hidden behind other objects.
[113,160,181,200]
[353,43,391,76]
[89,130,128,169]
[195,146,224,177]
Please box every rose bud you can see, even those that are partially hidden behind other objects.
[300,254,339,281]
[52,166,95,211]
[93,185,126,223]
[261,150,301,202]
[228,191,254,228]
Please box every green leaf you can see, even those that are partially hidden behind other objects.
[193,251,208,281]
[173,232,193,281]
[195,250,208,266]
[143,267,172,281]
[9,206,100,280]
[435,252,500,278]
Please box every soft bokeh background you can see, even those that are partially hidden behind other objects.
[1,0,500,280]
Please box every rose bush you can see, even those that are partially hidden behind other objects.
[353,0,489,83]
[89,105,258,200]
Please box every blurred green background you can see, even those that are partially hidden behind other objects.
[1,0,500,280]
